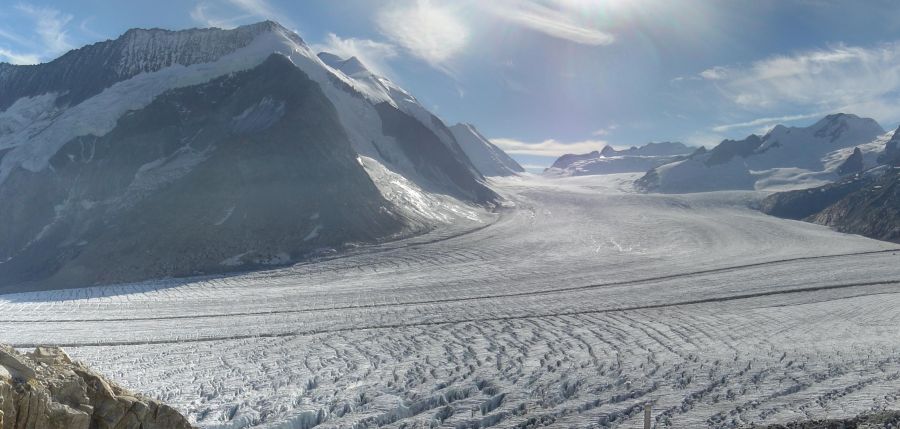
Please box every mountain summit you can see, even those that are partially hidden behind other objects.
[0,21,499,291]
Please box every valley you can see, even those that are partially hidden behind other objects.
[3,174,899,428]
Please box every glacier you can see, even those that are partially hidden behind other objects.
[2,173,899,428]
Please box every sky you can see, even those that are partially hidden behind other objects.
[3,0,900,170]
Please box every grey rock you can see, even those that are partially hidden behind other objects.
[0,344,193,429]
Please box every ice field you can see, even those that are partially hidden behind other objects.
[2,173,900,428]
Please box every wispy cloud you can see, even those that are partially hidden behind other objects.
[699,66,727,80]
[376,0,468,72]
[0,4,74,64]
[520,163,551,172]
[311,33,398,79]
[486,1,614,46]
[15,4,73,54]
[592,124,618,136]
[706,42,900,123]
[711,112,823,133]
[190,0,294,29]
[491,137,607,157]
[0,47,40,65]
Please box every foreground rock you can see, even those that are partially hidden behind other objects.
[0,344,192,429]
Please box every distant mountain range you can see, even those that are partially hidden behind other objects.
[761,126,900,243]
[544,141,694,176]
[0,21,519,291]
[636,114,886,193]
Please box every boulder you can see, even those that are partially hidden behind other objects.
[0,344,193,429]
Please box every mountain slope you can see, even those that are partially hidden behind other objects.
[760,165,900,243]
[761,127,900,243]
[544,142,694,176]
[637,114,885,193]
[448,123,524,177]
[0,22,497,290]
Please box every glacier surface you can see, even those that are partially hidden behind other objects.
[2,174,900,428]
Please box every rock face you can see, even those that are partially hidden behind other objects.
[0,344,192,429]
[0,21,498,292]
[0,54,405,290]
[545,142,694,177]
[877,125,900,165]
[836,147,864,176]
[761,166,900,243]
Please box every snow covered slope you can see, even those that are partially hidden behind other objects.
[448,123,524,177]
[638,114,885,193]
[0,21,497,290]
[544,142,694,176]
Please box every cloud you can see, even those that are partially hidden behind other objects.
[592,124,618,136]
[376,0,468,72]
[711,112,824,133]
[520,163,552,172]
[15,4,74,54]
[491,137,607,157]
[486,1,614,46]
[0,4,75,64]
[0,47,40,65]
[707,42,900,123]
[699,66,728,80]
[190,0,293,29]
[311,33,398,79]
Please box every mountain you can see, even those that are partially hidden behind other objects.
[0,21,497,291]
[760,125,900,243]
[544,142,694,176]
[637,114,885,193]
[448,123,524,177]
[760,165,900,243]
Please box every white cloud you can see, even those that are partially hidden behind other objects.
[15,4,73,54]
[592,124,618,136]
[520,163,551,172]
[311,33,398,79]
[485,1,614,46]
[190,0,293,29]
[0,47,40,65]
[711,112,823,133]
[376,0,468,72]
[699,66,728,80]
[0,4,75,64]
[708,42,900,123]
[491,137,607,157]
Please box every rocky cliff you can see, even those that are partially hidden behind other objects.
[0,344,191,429]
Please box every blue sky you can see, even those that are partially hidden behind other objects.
[3,0,900,170]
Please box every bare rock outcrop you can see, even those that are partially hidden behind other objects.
[0,344,192,429]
